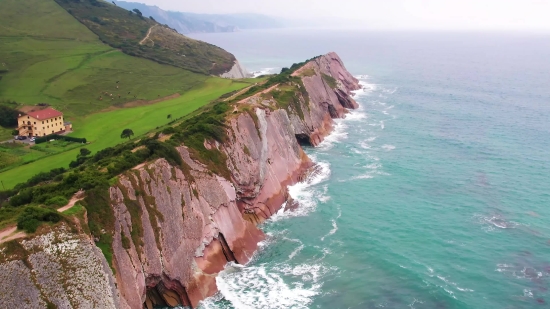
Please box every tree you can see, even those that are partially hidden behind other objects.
[0,105,19,128]
[79,148,91,157]
[149,16,155,21]
[133,8,143,17]
[121,128,134,140]
[167,114,172,120]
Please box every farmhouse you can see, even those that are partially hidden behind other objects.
[17,107,71,137]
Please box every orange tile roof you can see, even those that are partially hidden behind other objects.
[26,108,63,120]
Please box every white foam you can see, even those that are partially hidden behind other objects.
[408,298,424,309]
[214,263,323,309]
[345,112,367,121]
[359,141,372,149]
[355,74,369,80]
[352,174,375,180]
[321,208,341,241]
[350,165,389,181]
[283,237,304,260]
[271,159,331,222]
[474,214,519,232]
[288,243,304,260]
[252,67,277,77]
[456,286,474,292]
[317,120,348,150]
[351,80,377,98]
[318,185,331,203]
[381,144,396,151]
[275,263,333,283]
[443,287,457,299]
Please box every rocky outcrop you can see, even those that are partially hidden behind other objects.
[0,52,360,309]
[0,225,120,308]
[220,60,251,79]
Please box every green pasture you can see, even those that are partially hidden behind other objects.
[0,140,84,172]
[0,0,208,119]
[0,77,251,188]
[0,37,208,118]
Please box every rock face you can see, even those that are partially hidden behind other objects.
[0,225,120,308]
[0,52,360,309]
[219,60,251,79]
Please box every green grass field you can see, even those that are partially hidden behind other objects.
[0,140,85,172]
[0,0,258,188]
[0,77,250,189]
[0,37,209,118]
[0,0,212,118]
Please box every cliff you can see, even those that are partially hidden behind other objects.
[0,52,360,309]
[220,60,252,79]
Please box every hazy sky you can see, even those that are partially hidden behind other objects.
[133,0,550,30]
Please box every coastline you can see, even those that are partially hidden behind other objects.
[0,52,362,309]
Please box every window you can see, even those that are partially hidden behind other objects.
[42,121,44,124]
[34,122,36,124]
[42,127,44,130]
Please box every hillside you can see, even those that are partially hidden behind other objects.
[0,0,213,118]
[54,0,236,75]
[113,0,284,34]
[0,0,255,185]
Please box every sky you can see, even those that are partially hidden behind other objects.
[132,0,550,31]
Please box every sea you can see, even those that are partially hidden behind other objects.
[186,29,550,309]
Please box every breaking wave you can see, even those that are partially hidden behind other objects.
[271,157,331,222]
[203,261,330,309]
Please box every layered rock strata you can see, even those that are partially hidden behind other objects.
[0,52,360,309]
[0,225,120,308]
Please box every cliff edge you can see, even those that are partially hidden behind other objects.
[0,52,360,309]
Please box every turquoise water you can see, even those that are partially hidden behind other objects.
[190,30,550,308]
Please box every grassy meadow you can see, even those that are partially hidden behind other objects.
[0,140,84,172]
[0,0,213,118]
[0,0,259,188]
[0,77,251,189]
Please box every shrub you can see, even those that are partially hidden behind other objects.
[16,206,61,233]
[45,196,69,207]
[9,188,33,207]
[13,168,66,191]
[79,148,91,157]
[161,127,175,135]
[35,134,86,144]
[0,105,19,128]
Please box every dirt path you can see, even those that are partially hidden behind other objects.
[237,84,279,104]
[57,190,85,213]
[0,190,86,245]
[224,84,255,102]
[0,226,25,244]
[139,25,156,45]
